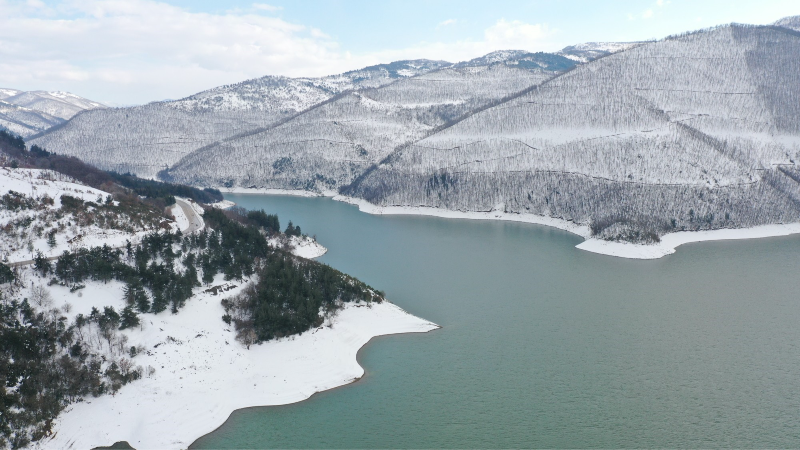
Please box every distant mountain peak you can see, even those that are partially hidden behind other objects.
[774,15,800,32]
[557,41,643,62]
[455,50,577,72]
[0,89,105,137]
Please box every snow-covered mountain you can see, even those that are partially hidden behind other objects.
[4,90,105,120]
[29,60,450,178]
[170,59,450,113]
[27,17,800,242]
[165,63,561,190]
[0,88,23,100]
[342,24,800,241]
[557,41,643,62]
[774,15,800,32]
[454,50,577,71]
[0,100,64,138]
[0,89,105,137]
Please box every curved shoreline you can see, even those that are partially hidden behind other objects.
[36,293,438,450]
[222,188,800,259]
[188,322,440,448]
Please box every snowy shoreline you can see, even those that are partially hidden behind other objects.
[34,281,438,449]
[222,188,800,260]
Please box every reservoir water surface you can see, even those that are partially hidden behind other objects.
[193,193,800,448]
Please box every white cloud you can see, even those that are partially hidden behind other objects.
[360,19,557,66]
[484,19,551,47]
[437,18,457,28]
[252,3,282,12]
[629,0,669,21]
[0,2,558,104]
[0,0,347,103]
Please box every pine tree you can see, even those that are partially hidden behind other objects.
[119,305,140,330]
[33,252,51,276]
[135,286,151,313]
[151,291,168,313]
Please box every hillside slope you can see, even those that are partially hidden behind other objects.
[343,24,800,241]
[4,90,105,120]
[28,60,449,179]
[0,90,105,137]
[0,101,64,138]
[165,59,566,191]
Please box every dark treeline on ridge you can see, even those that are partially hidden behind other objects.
[0,129,222,207]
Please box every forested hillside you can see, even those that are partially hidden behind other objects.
[28,60,449,179]
[0,90,104,138]
[343,24,800,242]
[24,20,800,243]
[0,134,385,447]
[164,62,562,191]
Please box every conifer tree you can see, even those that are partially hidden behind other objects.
[119,305,140,330]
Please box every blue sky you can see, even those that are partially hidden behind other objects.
[189,0,800,52]
[1,0,798,105]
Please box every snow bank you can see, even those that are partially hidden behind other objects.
[217,187,326,197]
[220,190,800,260]
[0,167,109,205]
[332,194,592,238]
[290,235,328,259]
[577,223,800,259]
[34,274,438,450]
[167,202,189,231]
[332,194,800,260]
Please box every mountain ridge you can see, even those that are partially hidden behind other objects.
[25,18,800,244]
[0,89,105,137]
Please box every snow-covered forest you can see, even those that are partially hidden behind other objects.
[164,63,561,191]
[0,89,104,138]
[0,133,396,447]
[28,60,451,179]
[344,24,800,241]
[26,19,800,242]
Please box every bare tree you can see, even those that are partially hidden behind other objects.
[30,284,53,308]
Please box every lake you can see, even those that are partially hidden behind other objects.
[192,193,800,448]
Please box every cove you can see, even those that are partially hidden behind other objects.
[192,193,800,448]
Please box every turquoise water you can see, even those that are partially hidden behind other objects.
[192,194,800,448]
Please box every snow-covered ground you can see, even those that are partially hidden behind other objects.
[4,168,436,450]
[269,234,328,259]
[333,194,592,238]
[290,235,328,258]
[334,195,800,259]
[206,199,236,209]
[217,186,328,197]
[577,223,800,259]
[1,168,175,263]
[0,167,108,205]
[30,272,437,450]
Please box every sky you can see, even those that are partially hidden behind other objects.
[1,0,798,105]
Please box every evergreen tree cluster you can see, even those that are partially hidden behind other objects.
[106,171,222,205]
[0,132,219,209]
[0,299,141,448]
[223,251,384,342]
[34,205,382,346]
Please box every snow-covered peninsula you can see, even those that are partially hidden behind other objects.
[33,278,437,449]
[0,165,438,449]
